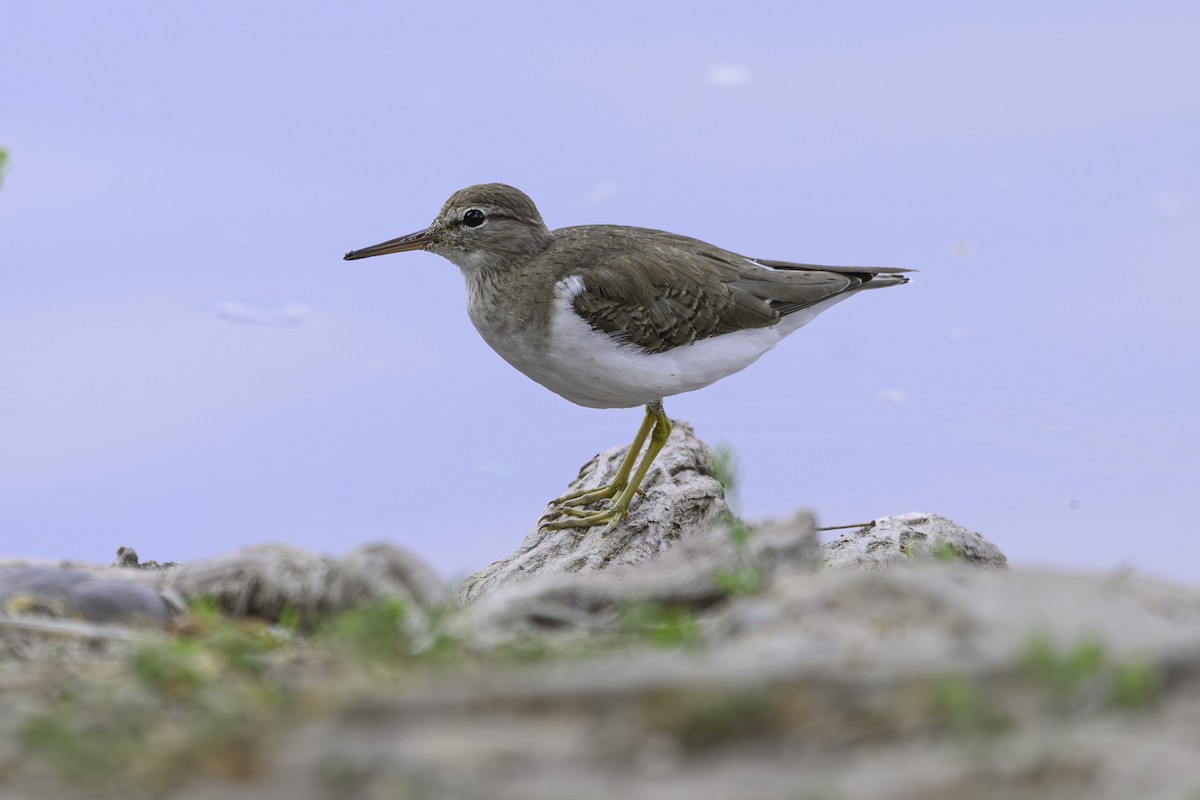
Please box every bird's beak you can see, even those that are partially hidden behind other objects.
[343,228,433,261]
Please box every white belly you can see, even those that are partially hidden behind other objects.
[472,276,844,409]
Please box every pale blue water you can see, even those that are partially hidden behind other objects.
[1,1,1197,581]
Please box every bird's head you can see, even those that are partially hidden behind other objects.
[344,183,552,272]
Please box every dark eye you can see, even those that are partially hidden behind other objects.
[463,208,486,228]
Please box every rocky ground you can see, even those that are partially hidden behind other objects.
[2,423,1198,799]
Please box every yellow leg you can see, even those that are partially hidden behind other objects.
[542,405,655,513]
[541,401,672,532]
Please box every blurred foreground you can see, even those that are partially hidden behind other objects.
[1,427,1195,798]
[3,530,1197,799]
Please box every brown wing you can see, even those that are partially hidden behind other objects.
[555,226,888,354]
[741,259,913,315]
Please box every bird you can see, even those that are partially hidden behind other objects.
[344,183,910,532]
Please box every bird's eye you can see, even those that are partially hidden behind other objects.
[463,208,486,228]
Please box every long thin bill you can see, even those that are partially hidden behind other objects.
[343,228,432,260]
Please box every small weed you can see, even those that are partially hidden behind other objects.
[715,565,765,595]
[714,515,765,596]
[1019,632,1160,710]
[186,594,223,620]
[315,598,412,661]
[1021,633,1105,695]
[933,542,965,561]
[621,602,702,649]
[413,601,467,662]
[727,516,751,548]
[1110,660,1159,708]
[133,639,214,697]
[277,605,302,634]
[710,445,766,596]
[933,676,1001,732]
[712,444,740,498]
[173,596,284,678]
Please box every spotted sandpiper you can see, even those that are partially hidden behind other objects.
[345,184,910,531]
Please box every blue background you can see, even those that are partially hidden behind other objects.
[2,1,1197,581]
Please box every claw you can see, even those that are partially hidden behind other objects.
[536,402,672,536]
[549,482,622,509]
[555,506,599,519]
[541,506,626,531]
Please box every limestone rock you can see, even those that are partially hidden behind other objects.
[0,566,175,626]
[458,420,729,604]
[466,511,820,640]
[822,512,1007,570]
[162,542,445,622]
[0,542,443,627]
[112,545,178,569]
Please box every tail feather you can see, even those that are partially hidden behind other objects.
[751,259,913,291]
[856,272,911,291]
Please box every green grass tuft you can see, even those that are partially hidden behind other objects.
[932,676,1003,733]
[1019,632,1161,710]
[315,598,412,661]
[1110,660,1159,708]
[1021,633,1105,694]
[932,542,965,561]
[712,443,740,497]
[621,601,702,649]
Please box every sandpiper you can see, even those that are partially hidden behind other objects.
[345,184,910,531]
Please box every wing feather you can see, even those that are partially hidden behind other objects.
[552,226,907,353]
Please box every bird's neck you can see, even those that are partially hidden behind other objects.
[462,257,556,353]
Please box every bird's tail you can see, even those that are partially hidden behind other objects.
[753,259,914,291]
[857,271,911,291]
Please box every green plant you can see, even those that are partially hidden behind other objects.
[932,542,965,561]
[709,445,766,595]
[621,601,702,649]
[133,639,213,697]
[714,563,765,595]
[1021,633,1105,694]
[1110,660,1159,708]
[716,515,766,596]
[712,443,740,498]
[932,676,1002,732]
[1018,632,1159,710]
[413,600,467,662]
[315,598,412,661]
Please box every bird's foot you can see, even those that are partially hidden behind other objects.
[539,482,638,533]
[538,401,668,534]
[545,481,624,512]
[539,480,649,532]
[543,483,647,513]
[539,504,627,533]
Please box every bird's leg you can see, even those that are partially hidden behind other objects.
[542,402,672,532]
[541,404,655,516]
